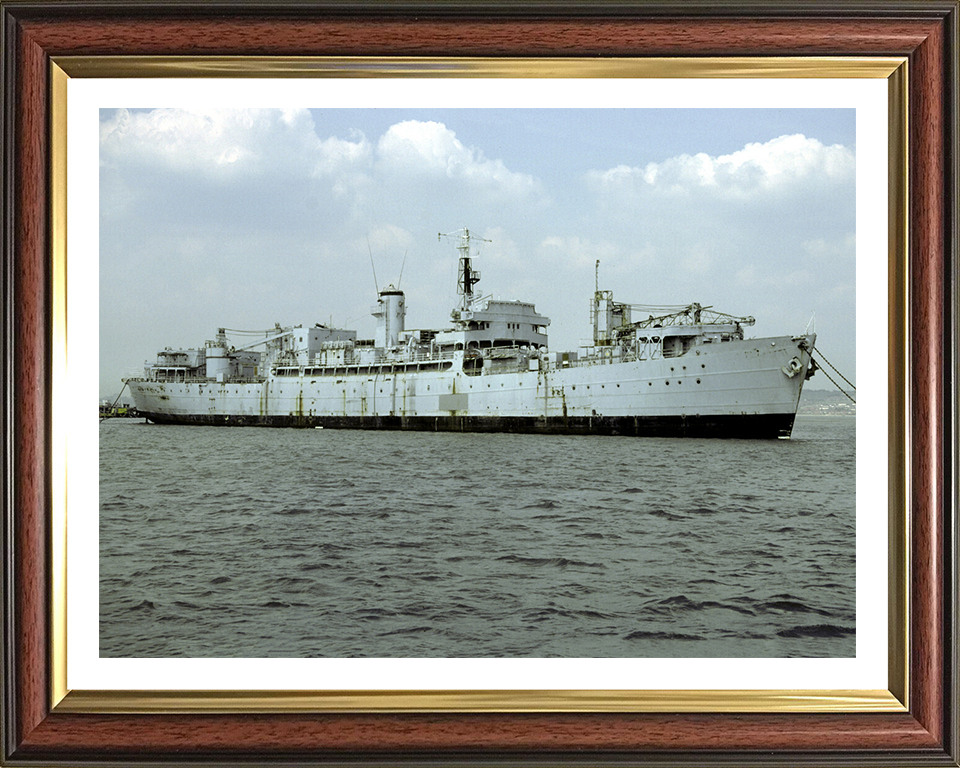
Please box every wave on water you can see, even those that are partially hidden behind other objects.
[777,624,855,639]
[496,555,605,569]
[100,419,856,658]
[647,509,686,521]
[762,598,834,616]
[275,507,314,516]
[625,630,701,641]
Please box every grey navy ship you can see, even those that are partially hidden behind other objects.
[125,228,816,438]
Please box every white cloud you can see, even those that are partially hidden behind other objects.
[100,107,374,182]
[586,134,854,200]
[376,120,539,196]
[102,108,281,173]
[313,135,372,177]
[100,111,538,216]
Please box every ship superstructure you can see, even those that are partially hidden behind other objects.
[126,228,816,438]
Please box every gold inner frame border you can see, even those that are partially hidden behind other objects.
[50,55,908,715]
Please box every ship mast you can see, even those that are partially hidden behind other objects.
[439,227,490,311]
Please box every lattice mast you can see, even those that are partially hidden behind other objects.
[439,227,490,311]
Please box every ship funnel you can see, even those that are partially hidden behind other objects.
[372,284,405,348]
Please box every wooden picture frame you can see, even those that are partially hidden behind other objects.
[2,2,957,765]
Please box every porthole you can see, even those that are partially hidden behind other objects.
[697,379,701,384]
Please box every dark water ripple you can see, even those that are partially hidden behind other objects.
[100,415,855,658]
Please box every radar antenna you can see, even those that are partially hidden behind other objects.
[439,227,490,311]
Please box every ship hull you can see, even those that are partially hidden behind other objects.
[139,411,797,439]
[127,334,813,439]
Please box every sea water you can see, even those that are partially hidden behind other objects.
[99,415,855,658]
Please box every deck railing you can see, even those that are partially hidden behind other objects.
[128,342,668,383]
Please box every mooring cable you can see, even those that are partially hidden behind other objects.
[811,359,856,404]
[813,345,856,392]
[99,380,130,423]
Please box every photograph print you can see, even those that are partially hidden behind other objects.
[99,106,856,659]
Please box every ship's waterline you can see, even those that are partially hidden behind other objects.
[140,412,799,439]
[125,228,816,438]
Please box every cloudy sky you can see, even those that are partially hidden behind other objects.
[99,107,855,399]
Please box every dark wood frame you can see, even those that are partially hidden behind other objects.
[2,2,957,765]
